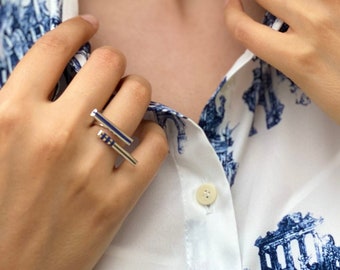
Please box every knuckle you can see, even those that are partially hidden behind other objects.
[69,170,95,202]
[285,41,324,82]
[91,46,126,71]
[231,19,251,44]
[301,10,334,45]
[293,44,318,71]
[124,75,152,104]
[308,13,332,31]
[95,192,127,225]
[0,100,27,134]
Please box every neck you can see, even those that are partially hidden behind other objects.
[78,0,265,121]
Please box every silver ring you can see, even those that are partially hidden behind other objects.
[91,109,133,145]
[90,109,137,166]
[97,130,137,166]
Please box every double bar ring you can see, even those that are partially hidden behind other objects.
[91,109,137,166]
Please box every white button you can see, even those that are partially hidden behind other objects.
[196,183,217,206]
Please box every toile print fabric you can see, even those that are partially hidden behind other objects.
[255,212,340,269]
[0,0,61,85]
[1,1,340,269]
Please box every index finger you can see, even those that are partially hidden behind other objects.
[224,0,292,73]
[3,15,99,100]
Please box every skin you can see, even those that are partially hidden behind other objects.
[0,16,168,269]
[79,0,265,122]
[0,0,340,269]
[225,0,340,124]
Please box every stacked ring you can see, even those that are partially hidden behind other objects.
[91,109,137,166]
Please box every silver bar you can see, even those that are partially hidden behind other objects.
[97,130,137,166]
[91,109,133,146]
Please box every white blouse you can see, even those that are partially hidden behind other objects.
[1,1,340,269]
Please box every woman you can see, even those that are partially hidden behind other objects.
[1,0,340,269]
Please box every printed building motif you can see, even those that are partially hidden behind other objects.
[255,212,340,270]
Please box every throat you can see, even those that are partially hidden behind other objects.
[79,0,262,122]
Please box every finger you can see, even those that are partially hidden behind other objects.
[225,0,295,74]
[111,121,168,205]
[55,46,126,119]
[83,75,152,167]
[4,15,99,99]
[255,0,328,30]
[95,75,152,136]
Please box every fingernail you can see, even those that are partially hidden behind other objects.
[80,14,99,28]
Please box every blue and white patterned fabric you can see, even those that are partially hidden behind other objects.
[1,1,340,269]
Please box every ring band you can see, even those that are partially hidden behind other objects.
[91,109,133,145]
[97,130,138,166]
[90,109,137,166]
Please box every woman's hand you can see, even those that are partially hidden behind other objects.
[0,15,168,270]
[225,0,340,124]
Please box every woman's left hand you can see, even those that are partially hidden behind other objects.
[225,0,340,124]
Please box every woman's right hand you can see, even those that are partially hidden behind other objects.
[0,15,168,270]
